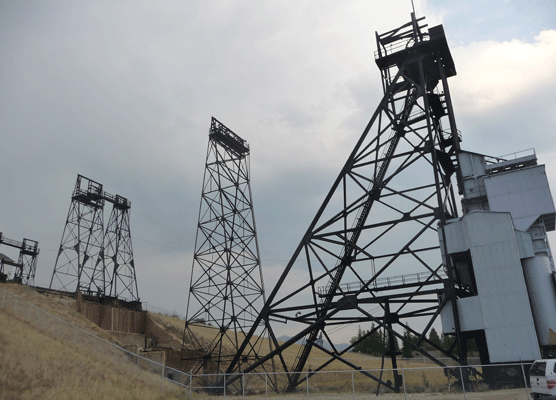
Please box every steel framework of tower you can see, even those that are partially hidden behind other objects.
[223,14,466,392]
[50,175,139,303]
[50,175,105,294]
[102,194,139,302]
[0,233,40,285]
[183,117,273,385]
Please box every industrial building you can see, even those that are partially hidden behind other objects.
[440,149,556,363]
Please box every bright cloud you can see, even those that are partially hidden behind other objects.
[452,30,556,113]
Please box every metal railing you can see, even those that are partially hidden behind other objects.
[374,34,430,60]
[318,270,447,296]
[485,148,536,165]
[185,363,532,399]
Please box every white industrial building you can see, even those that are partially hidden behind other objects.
[439,149,556,363]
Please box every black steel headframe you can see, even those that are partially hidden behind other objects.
[102,194,139,302]
[183,117,275,391]
[0,233,40,285]
[50,175,139,303]
[223,13,465,393]
[50,175,106,294]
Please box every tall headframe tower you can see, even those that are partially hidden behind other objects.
[225,14,463,392]
[50,175,139,303]
[50,175,106,294]
[102,194,139,302]
[184,117,271,381]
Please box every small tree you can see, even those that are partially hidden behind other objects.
[401,327,414,358]
[429,327,443,350]
[367,324,383,356]
[350,325,364,353]
[441,333,478,356]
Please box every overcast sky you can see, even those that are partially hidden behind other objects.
[1,0,555,343]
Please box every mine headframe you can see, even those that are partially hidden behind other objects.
[222,13,465,393]
[0,233,40,285]
[49,174,139,304]
[182,117,276,392]
[102,193,139,303]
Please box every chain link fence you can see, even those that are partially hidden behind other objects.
[0,286,534,399]
[197,364,532,400]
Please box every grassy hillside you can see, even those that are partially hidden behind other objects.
[0,306,193,400]
[150,311,442,372]
[0,283,119,343]
[150,312,461,394]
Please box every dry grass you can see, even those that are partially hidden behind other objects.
[0,306,197,400]
[0,283,211,400]
[150,312,450,372]
[148,312,464,394]
[0,283,119,344]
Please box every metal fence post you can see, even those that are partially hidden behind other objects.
[224,373,226,399]
[306,371,309,399]
[459,366,466,400]
[189,369,193,397]
[521,362,530,399]
[242,373,245,400]
[352,370,355,400]
[402,367,407,400]
[265,373,268,399]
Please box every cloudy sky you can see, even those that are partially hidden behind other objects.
[1,0,555,342]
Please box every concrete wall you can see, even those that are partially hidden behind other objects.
[78,301,147,333]
[77,300,187,351]
[76,299,216,374]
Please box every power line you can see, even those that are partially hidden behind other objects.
[132,236,191,252]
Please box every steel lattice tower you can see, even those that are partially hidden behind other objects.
[0,233,39,285]
[17,239,40,285]
[224,14,465,392]
[102,194,139,302]
[50,175,106,294]
[50,175,139,303]
[183,117,272,384]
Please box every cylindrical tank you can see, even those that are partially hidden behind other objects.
[522,255,556,346]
